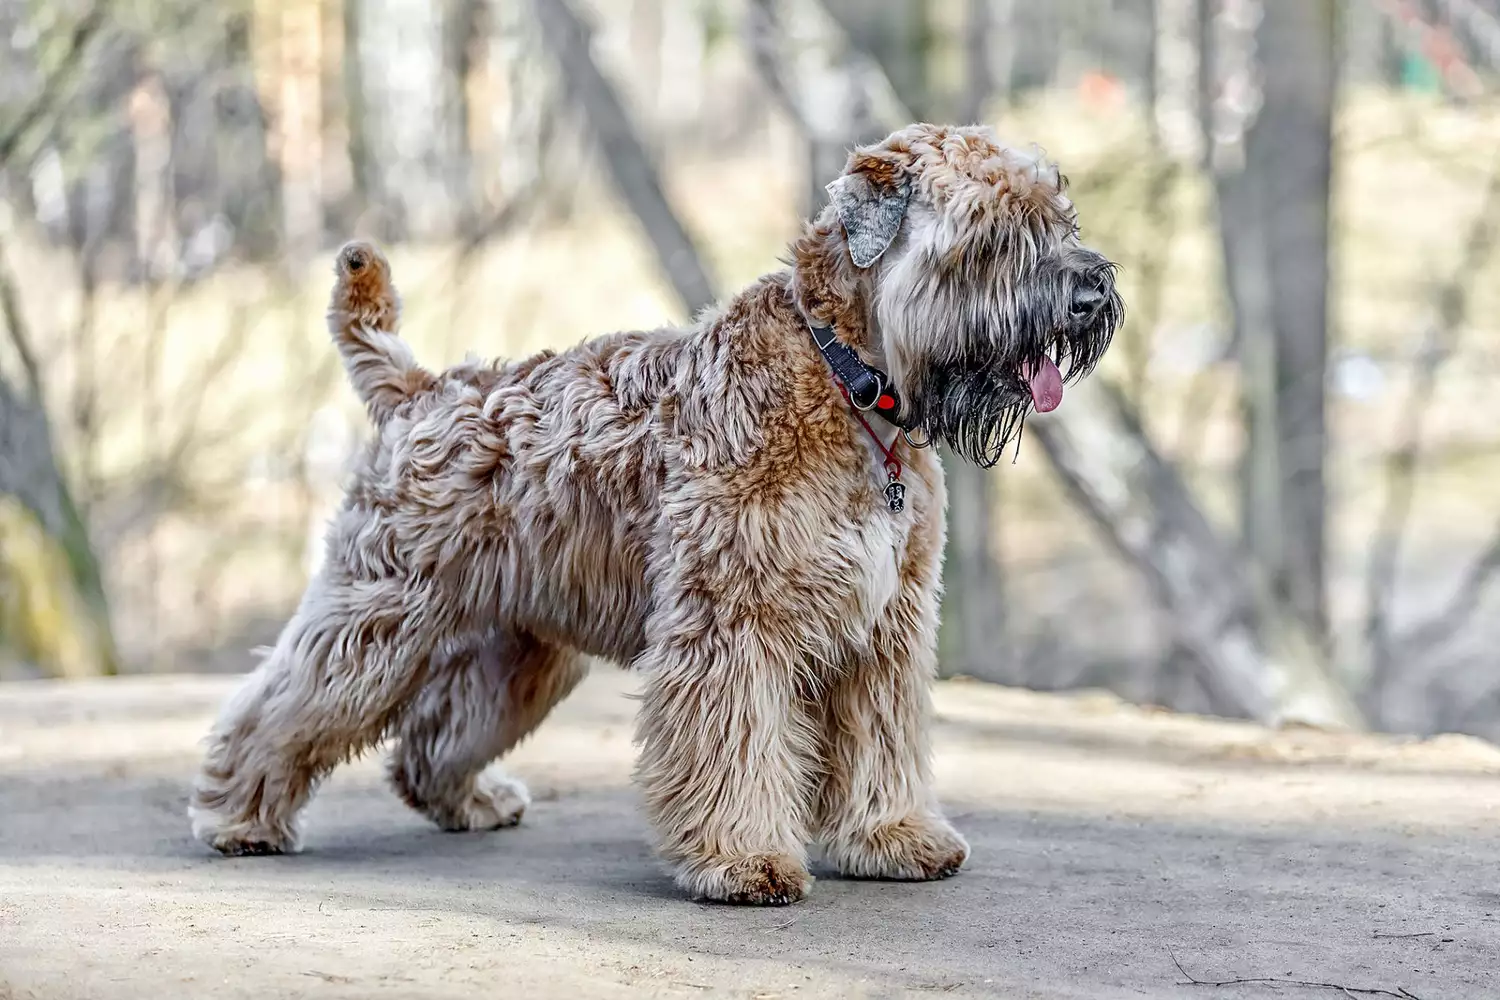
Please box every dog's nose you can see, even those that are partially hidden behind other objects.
[1070,283,1106,321]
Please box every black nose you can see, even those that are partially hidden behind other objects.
[1070,283,1105,321]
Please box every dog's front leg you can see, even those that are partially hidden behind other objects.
[633,623,817,906]
[816,578,970,882]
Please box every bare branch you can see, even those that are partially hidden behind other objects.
[1031,381,1365,730]
[743,0,911,139]
[0,232,42,403]
[1363,145,1500,697]
[529,0,719,316]
[0,1,111,166]
[1169,949,1424,999]
[1122,150,1184,405]
[1394,518,1500,655]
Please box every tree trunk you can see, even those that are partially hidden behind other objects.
[342,0,383,233]
[441,0,482,239]
[0,372,117,676]
[822,0,930,117]
[1007,0,1060,95]
[345,0,470,241]
[1261,0,1336,643]
[938,452,1005,681]
[1219,0,1337,645]
[744,0,908,217]
[165,11,280,264]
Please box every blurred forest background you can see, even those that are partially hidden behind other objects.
[3,0,1500,742]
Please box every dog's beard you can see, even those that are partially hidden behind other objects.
[901,358,1034,468]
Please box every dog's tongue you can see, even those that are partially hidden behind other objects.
[1022,356,1063,412]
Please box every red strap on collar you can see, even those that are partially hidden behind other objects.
[835,380,902,482]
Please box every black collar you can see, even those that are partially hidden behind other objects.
[807,324,910,429]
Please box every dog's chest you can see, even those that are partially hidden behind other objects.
[832,460,929,636]
[848,507,904,625]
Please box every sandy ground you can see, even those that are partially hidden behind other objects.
[2,668,1499,1000]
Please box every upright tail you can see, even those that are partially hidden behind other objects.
[327,241,436,427]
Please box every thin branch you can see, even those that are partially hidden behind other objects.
[0,0,111,166]
[1363,145,1500,697]
[1393,516,1500,654]
[438,176,547,358]
[530,0,719,316]
[744,0,813,135]
[1170,950,1425,1000]
[408,174,547,304]
[1032,381,1366,729]
[455,175,546,260]
[742,0,912,136]
[0,233,42,403]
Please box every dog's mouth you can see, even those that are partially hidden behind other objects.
[1020,355,1064,413]
[901,329,1111,465]
[899,360,1035,467]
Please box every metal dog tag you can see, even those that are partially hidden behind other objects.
[884,475,906,513]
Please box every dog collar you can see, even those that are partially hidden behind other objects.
[806,324,908,429]
[808,322,912,513]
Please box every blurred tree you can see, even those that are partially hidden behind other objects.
[1007,0,1060,95]
[1206,0,1338,646]
[822,0,930,117]
[0,242,116,678]
[747,0,1010,680]
[532,0,718,315]
[165,9,281,269]
[744,0,905,219]
[343,0,476,241]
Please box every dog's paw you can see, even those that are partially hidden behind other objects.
[189,802,301,857]
[680,852,813,906]
[433,768,530,832]
[826,814,969,881]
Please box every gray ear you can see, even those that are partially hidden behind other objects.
[825,171,911,268]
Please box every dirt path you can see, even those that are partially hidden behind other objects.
[2,668,1499,999]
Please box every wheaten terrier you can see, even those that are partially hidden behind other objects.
[189,123,1122,905]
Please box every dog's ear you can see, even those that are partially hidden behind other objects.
[825,165,911,269]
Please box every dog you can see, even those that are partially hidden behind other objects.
[188,123,1122,905]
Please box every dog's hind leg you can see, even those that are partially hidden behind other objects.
[188,573,455,856]
[386,630,587,832]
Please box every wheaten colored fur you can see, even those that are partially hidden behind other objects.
[188,124,1121,905]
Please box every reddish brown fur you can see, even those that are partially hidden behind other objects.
[189,123,1111,905]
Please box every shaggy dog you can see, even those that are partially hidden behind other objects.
[189,123,1123,905]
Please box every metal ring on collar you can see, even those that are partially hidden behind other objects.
[901,426,933,449]
[849,373,883,411]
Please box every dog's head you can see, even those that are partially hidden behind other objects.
[805,124,1122,465]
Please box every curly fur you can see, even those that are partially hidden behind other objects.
[188,123,1121,904]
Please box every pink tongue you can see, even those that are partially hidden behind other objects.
[1022,356,1064,412]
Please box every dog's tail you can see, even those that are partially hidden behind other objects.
[327,241,436,427]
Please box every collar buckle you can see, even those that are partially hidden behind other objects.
[806,322,905,428]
